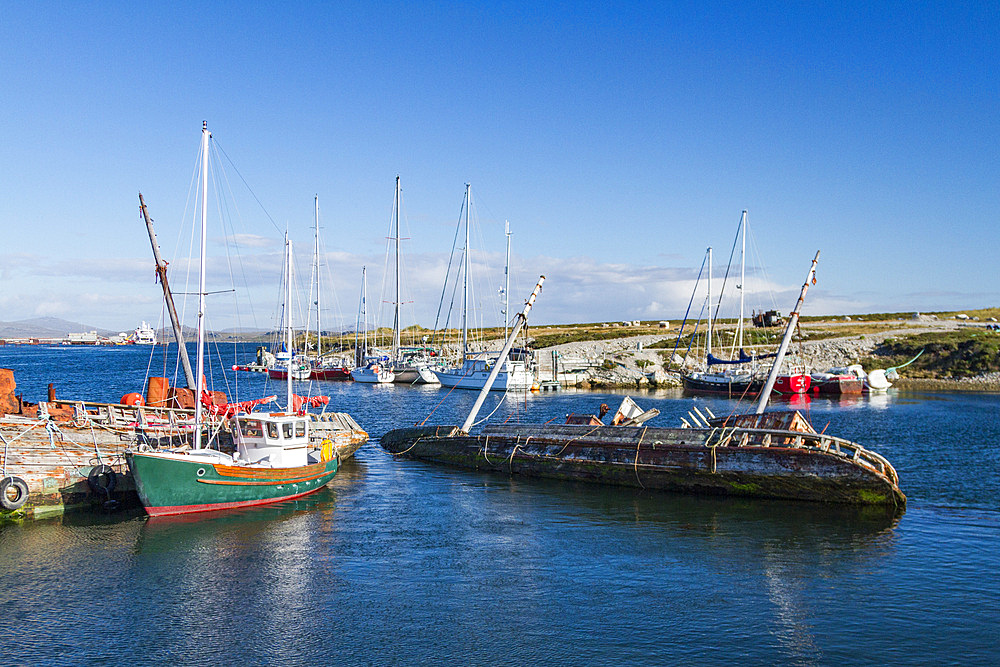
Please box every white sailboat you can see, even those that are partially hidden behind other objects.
[681,211,809,397]
[306,196,352,381]
[267,234,311,382]
[433,183,534,391]
[351,266,394,384]
[384,176,441,384]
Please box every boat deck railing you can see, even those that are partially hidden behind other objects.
[713,426,899,487]
[42,400,198,430]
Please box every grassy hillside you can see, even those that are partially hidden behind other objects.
[862,330,1000,378]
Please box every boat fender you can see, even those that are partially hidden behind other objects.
[0,476,29,510]
[120,392,145,406]
[87,464,118,497]
[321,438,334,462]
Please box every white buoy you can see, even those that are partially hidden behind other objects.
[866,369,892,391]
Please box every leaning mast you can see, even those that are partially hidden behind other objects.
[139,193,196,391]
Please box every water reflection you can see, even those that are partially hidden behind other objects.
[133,487,340,553]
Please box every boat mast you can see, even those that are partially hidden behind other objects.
[285,234,294,411]
[755,251,820,414]
[392,176,401,361]
[361,267,368,363]
[462,183,471,362]
[194,121,210,450]
[737,210,747,353]
[138,193,196,390]
[314,196,321,361]
[461,275,545,434]
[503,220,511,340]
[354,269,361,367]
[706,246,712,357]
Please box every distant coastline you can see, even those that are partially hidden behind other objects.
[4,308,1000,391]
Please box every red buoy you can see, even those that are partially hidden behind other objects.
[120,392,145,406]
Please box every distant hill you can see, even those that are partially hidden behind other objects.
[0,317,117,339]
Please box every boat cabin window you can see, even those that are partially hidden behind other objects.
[295,420,306,437]
[241,420,263,438]
[282,422,293,439]
[267,422,279,439]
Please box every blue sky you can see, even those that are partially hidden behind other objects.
[1,2,997,332]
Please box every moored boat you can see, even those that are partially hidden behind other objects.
[774,372,811,394]
[126,412,338,517]
[126,123,360,516]
[682,369,762,397]
[682,369,810,396]
[432,184,536,391]
[267,351,312,381]
[351,359,395,384]
[810,366,865,394]
[434,353,533,390]
[130,321,157,345]
[310,362,353,381]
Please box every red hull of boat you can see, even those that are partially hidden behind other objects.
[310,368,352,381]
[811,376,864,395]
[774,373,811,394]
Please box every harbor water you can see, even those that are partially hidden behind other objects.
[1,344,998,664]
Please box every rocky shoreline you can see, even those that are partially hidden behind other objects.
[530,321,1000,392]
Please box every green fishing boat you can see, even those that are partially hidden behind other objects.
[127,412,338,517]
[126,123,351,517]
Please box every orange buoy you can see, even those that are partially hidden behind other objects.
[120,392,145,406]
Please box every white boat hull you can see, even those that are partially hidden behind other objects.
[435,360,534,391]
[351,367,395,383]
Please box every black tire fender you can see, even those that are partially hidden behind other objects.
[87,464,118,497]
[1,476,29,510]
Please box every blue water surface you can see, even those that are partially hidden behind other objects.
[0,344,997,665]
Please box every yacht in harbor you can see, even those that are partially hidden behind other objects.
[130,321,157,345]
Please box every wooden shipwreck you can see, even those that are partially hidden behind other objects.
[380,269,906,508]
[380,404,904,506]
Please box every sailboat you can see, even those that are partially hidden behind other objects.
[306,196,352,381]
[126,123,341,517]
[267,243,312,381]
[384,176,441,384]
[433,183,535,391]
[682,211,809,397]
[351,266,394,383]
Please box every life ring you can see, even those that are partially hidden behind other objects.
[0,476,29,510]
[372,364,380,373]
[87,464,118,497]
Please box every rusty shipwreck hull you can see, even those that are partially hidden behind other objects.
[380,421,906,506]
